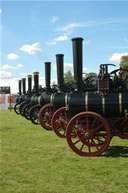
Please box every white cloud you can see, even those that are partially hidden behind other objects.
[19,73,28,76]
[109,52,128,64]
[0,9,2,14]
[47,35,68,46]
[56,19,128,33]
[56,23,84,32]
[0,70,13,79]
[50,16,59,23]
[20,42,42,55]
[46,41,56,45]
[8,53,20,60]
[55,35,68,41]
[2,64,16,70]
[17,64,23,68]
[2,64,23,70]
[53,63,73,73]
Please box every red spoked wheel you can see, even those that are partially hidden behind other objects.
[39,104,54,130]
[66,112,111,157]
[112,118,128,139]
[52,107,70,138]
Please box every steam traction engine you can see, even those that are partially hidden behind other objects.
[38,54,74,130]
[51,37,128,157]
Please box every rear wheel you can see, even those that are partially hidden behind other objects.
[66,112,111,157]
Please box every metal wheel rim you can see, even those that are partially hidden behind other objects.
[39,104,54,130]
[52,107,69,138]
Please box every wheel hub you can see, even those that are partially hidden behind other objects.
[85,132,91,138]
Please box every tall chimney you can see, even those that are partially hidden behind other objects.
[18,80,21,95]
[33,72,39,94]
[56,54,64,92]
[45,62,51,90]
[72,37,83,91]
[28,75,32,94]
[22,78,26,95]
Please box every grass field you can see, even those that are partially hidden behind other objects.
[1,110,128,193]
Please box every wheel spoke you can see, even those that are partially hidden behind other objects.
[93,124,104,133]
[73,139,81,145]
[86,116,89,129]
[91,118,96,129]
[80,143,85,151]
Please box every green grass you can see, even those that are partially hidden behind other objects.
[1,110,128,193]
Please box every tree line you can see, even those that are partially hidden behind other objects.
[64,55,128,83]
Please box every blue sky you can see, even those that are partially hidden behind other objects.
[1,0,128,93]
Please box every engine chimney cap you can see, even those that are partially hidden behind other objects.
[28,74,32,78]
[33,72,39,75]
[56,54,64,56]
[22,78,26,80]
[18,80,21,82]
[45,62,51,64]
[71,37,84,41]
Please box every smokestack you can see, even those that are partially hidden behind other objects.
[45,62,51,90]
[72,37,83,91]
[22,78,26,95]
[56,54,64,92]
[33,72,39,94]
[28,75,32,94]
[18,80,21,95]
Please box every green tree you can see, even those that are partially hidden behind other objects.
[84,72,97,80]
[64,71,74,84]
[120,55,128,78]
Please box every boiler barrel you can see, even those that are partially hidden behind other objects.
[39,92,51,106]
[51,93,67,111]
[68,92,128,118]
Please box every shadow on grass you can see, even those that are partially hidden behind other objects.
[102,146,128,157]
